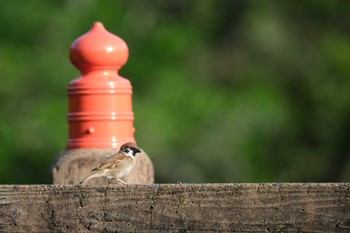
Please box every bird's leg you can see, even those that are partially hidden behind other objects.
[117,179,127,185]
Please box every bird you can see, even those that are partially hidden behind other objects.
[79,142,141,185]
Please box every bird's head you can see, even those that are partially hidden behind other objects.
[120,142,141,157]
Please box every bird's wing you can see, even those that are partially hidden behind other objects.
[96,152,127,170]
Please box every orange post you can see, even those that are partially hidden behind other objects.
[68,22,135,149]
[52,22,154,184]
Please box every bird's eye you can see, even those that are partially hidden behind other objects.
[124,148,130,153]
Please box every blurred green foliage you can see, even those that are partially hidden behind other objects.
[0,0,350,184]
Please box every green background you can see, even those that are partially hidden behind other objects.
[0,0,349,184]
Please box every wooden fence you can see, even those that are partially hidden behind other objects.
[0,183,349,232]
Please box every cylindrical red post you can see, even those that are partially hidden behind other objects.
[52,22,154,185]
[68,22,134,149]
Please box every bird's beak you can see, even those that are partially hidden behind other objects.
[135,148,141,154]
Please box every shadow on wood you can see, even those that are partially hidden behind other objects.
[0,183,349,232]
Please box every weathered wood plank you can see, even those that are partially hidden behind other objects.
[0,183,349,232]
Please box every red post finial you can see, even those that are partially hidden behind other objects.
[67,22,135,149]
[70,22,129,73]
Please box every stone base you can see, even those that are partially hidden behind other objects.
[51,148,154,185]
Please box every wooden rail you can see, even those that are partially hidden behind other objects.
[0,183,349,232]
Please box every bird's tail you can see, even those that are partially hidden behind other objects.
[79,172,100,184]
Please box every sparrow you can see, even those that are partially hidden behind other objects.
[80,142,141,185]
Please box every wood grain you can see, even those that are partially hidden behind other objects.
[0,183,349,232]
